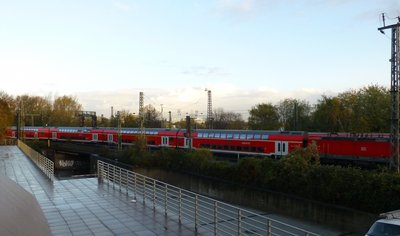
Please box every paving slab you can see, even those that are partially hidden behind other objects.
[0,146,199,236]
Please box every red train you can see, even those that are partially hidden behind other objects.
[4,126,391,164]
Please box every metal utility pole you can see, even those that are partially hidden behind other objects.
[205,89,213,129]
[16,109,20,140]
[139,92,145,133]
[378,14,400,171]
[160,104,164,128]
[168,111,172,128]
[117,111,122,150]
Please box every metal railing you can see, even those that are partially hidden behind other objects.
[97,160,319,236]
[18,140,54,181]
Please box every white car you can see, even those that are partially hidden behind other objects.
[366,218,400,236]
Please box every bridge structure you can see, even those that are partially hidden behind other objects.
[0,141,338,235]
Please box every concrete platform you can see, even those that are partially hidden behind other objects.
[0,146,197,236]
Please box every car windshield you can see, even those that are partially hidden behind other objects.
[367,222,400,236]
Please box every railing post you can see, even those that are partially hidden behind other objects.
[195,195,198,232]
[214,201,217,236]
[119,167,122,192]
[267,219,272,236]
[179,189,182,224]
[112,165,116,190]
[134,173,137,200]
[143,176,146,205]
[238,209,241,236]
[164,185,168,216]
[98,161,103,184]
[106,163,110,187]
[125,170,129,196]
[153,179,156,210]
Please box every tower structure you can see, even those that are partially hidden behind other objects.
[139,92,144,117]
[205,89,213,129]
[378,15,400,171]
[139,92,144,133]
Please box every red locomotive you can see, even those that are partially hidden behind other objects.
[4,126,391,164]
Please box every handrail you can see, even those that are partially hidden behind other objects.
[17,140,55,181]
[97,160,319,236]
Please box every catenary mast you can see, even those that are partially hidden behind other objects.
[378,15,400,171]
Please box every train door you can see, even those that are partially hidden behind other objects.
[12,131,16,138]
[34,132,38,139]
[52,132,57,140]
[107,134,113,143]
[275,141,289,157]
[184,138,192,149]
[161,136,169,147]
[92,133,98,142]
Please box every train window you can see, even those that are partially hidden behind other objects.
[257,147,264,152]
[234,134,240,139]
[214,133,220,138]
[217,145,222,149]
[236,146,242,151]
[240,134,246,139]
[224,145,229,150]
[211,145,217,149]
[261,134,269,140]
[243,147,249,151]
[221,133,227,139]
[198,133,203,138]
[254,134,261,139]
[203,133,209,138]
[209,133,214,138]
[246,134,253,140]
[227,134,233,139]
[251,147,256,152]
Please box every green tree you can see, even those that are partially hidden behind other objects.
[277,99,312,131]
[122,111,139,128]
[143,105,161,128]
[248,103,280,130]
[336,90,359,132]
[213,108,246,130]
[97,114,110,127]
[0,92,14,141]
[51,96,82,126]
[311,85,390,133]
[15,95,52,126]
[311,96,343,132]
[356,85,390,132]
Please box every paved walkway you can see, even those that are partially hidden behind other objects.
[0,146,196,236]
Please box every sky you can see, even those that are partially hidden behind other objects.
[1,0,399,121]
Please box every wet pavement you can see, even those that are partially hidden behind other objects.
[0,146,197,236]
